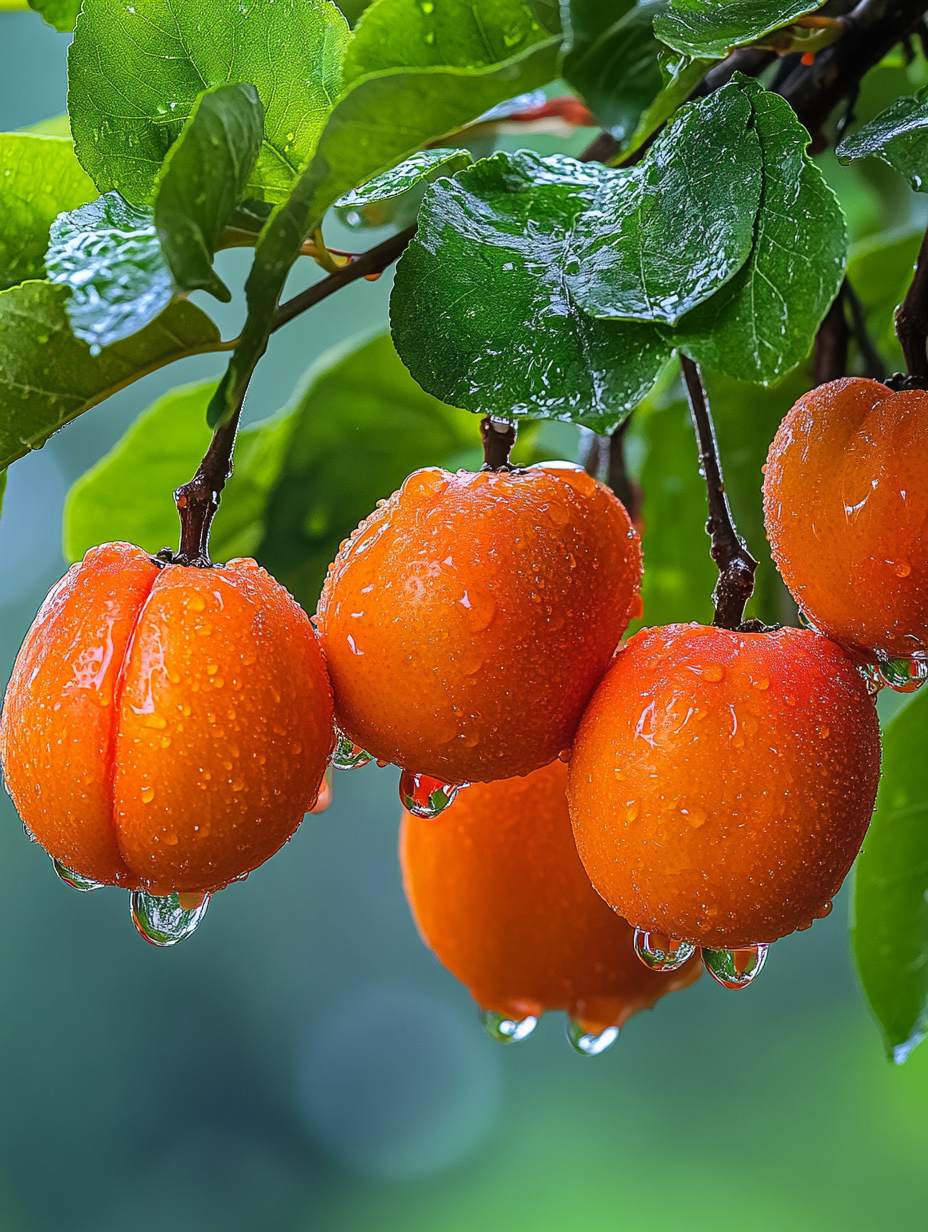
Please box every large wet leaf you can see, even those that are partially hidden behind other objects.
[68,0,349,205]
[0,281,224,470]
[0,133,95,292]
[390,150,670,432]
[666,86,847,385]
[561,0,666,141]
[838,87,928,192]
[853,688,928,1064]
[654,0,825,58]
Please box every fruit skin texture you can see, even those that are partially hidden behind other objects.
[317,463,642,783]
[568,623,881,950]
[764,377,928,661]
[400,759,699,1032]
[0,542,333,893]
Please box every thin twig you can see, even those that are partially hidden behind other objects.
[680,356,758,630]
[844,279,887,380]
[894,223,928,380]
[173,409,242,567]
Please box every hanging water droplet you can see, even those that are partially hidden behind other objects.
[702,943,768,989]
[330,730,373,770]
[633,928,696,972]
[480,1009,537,1044]
[400,770,464,818]
[565,1018,619,1056]
[22,821,38,842]
[876,657,928,693]
[130,889,210,946]
[53,858,103,892]
[858,663,883,696]
[310,766,334,814]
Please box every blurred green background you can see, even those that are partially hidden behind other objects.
[2,14,928,1232]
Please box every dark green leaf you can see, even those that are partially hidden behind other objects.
[561,0,666,141]
[853,688,928,1064]
[667,86,847,385]
[28,0,80,31]
[68,0,349,205]
[154,82,264,303]
[207,0,560,429]
[0,133,95,292]
[334,148,473,228]
[838,86,928,192]
[46,193,172,351]
[654,0,824,59]
[618,50,714,163]
[0,280,224,470]
[390,150,670,432]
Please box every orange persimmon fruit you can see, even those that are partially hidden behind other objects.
[568,623,881,952]
[401,759,699,1046]
[317,463,642,784]
[763,377,928,665]
[0,542,333,894]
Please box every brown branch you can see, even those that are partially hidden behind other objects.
[893,223,928,382]
[173,409,241,567]
[680,356,758,630]
[814,285,852,384]
[480,417,517,470]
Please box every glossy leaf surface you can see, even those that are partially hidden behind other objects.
[654,0,824,58]
[853,689,928,1064]
[838,87,928,192]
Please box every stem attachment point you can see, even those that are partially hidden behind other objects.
[480,417,517,471]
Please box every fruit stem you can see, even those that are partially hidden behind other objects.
[173,408,241,567]
[680,356,758,630]
[480,417,517,471]
[893,222,928,384]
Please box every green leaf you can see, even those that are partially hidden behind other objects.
[561,0,666,141]
[68,0,349,205]
[0,280,224,471]
[28,0,80,32]
[653,0,825,59]
[666,86,847,385]
[569,81,762,323]
[846,227,923,374]
[0,133,95,292]
[390,150,670,432]
[334,147,473,228]
[46,193,173,351]
[154,82,264,303]
[837,87,928,192]
[618,50,714,163]
[207,0,560,429]
[853,687,928,1064]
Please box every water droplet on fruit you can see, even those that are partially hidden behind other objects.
[701,663,725,682]
[330,730,373,770]
[130,889,210,946]
[310,766,334,813]
[480,1009,537,1044]
[400,771,463,818]
[565,1019,619,1056]
[633,929,696,972]
[53,859,103,891]
[702,943,768,989]
[876,657,928,693]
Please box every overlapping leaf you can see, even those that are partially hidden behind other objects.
[653,0,824,58]
[666,86,847,384]
[335,148,473,229]
[853,689,928,1064]
[838,87,928,192]
[0,133,95,292]
[0,281,224,470]
[68,0,348,205]
[27,0,80,30]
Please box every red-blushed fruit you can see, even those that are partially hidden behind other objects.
[0,542,334,893]
[317,463,642,784]
[763,377,928,663]
[567,623,881,951]
[400,760,700,1040]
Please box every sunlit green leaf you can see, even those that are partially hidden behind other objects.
[0,133,95,292]
[838,86,928,192]
[28,0,80,31]
[654,0,825,59]
[667,86,847,385]
[853,688,928,1064]
[68,0,349,205]
[334,147,473,228]
[154,82,264,303]
[0,280,224,470]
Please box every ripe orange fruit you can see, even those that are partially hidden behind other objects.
[568,623,881,951]
[317,463,642,784]
[0,542,333,894]
[400,759,700,1049]
[763,377,928,666]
